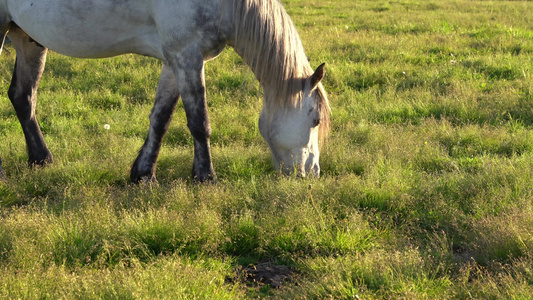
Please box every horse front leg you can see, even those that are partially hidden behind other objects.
[131,64,180,183]
[169,52,216,183]
[7,27,52,167]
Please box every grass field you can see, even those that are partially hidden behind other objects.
[1,0,533,298]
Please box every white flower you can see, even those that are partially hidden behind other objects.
[104,124,111,130]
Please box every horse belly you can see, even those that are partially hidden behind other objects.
[9,0,164,59]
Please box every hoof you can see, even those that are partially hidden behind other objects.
[138,176,159,186]
[192,161,216,183]
[192,171,217,184]
[130,172,158,184]
[130,161,157,184]
[29,153,53,168]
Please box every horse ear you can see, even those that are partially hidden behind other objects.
[310,63,326,90]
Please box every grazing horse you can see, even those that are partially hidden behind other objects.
[0,0,330,182]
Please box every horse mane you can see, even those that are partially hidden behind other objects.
[230,0,330,142]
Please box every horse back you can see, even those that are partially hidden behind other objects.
[4,0,230,61]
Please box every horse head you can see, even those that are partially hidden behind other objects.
[259,63,329,177]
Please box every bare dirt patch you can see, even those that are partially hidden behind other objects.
[231,262,296,289]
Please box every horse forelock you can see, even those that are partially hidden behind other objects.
[231,0,330,143]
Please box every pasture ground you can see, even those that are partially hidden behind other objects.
[1,0,533,298]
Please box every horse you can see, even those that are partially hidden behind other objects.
[0,0,330,183]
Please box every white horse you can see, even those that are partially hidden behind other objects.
[0,0,330,182]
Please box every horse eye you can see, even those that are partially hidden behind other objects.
[313,118,321,127]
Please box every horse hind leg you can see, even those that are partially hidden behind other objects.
[130,64,180,183]
[7,27,52,167]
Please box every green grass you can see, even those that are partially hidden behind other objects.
[1,0,533,298]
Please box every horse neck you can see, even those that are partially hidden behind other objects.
[228,0,312,108]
